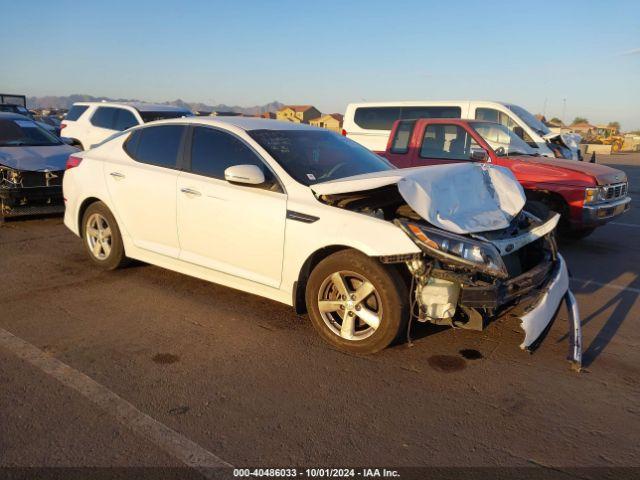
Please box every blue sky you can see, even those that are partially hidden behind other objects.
[2,0,639,129]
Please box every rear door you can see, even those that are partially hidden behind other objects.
[176,126,287,288]
[413,123,480,167]
[104,124,187,257]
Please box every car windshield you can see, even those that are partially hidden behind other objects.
[472,122,537,157]
[505,104,550,136]
[138,111,193,122]
[0,118,62,147]
[248,129,394,185]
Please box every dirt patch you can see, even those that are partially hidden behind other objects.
[459,349,483,360]
[152,353,180,364]
[168,406,189,415]
[427,355,466,372]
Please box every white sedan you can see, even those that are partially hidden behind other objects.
[62,117,581,364]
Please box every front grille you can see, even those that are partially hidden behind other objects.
[604,182,628,200]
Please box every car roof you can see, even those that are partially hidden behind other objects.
[73,101,191,112]
[148,116,319,132]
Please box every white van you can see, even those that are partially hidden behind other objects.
[343,101,581,160]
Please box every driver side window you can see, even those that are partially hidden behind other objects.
[189,127,282,192]
[419,124,480,160]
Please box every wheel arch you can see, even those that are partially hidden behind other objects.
[524,189,569,218]
[291,244,411,314]
[77,196,105,236]
[292,245,353,314]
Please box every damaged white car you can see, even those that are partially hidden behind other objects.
[62,118,581,367]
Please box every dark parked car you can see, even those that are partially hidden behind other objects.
[0,112,78,221]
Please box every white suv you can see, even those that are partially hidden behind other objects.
[60,102,193,149]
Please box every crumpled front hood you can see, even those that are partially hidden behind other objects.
[0,144,78,172]
[312,163,526,234]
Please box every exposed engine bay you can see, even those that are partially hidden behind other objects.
[314,163,581,369]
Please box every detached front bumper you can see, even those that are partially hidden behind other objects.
[459,254,582,369]
[581,196,631,226]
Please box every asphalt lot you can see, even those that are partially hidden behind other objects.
[1,153,639,478]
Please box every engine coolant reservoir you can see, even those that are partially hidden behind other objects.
[419,278,460,319]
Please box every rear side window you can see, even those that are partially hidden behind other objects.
[190,127,281,192]
[113,109,138,131]
[354,106,462,130]
[390,121,415,154]
[91,107,139,131]
[125,125,185,169]
[90,107,118,129]
[65,105,89,121]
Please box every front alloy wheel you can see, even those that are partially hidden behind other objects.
[318,271,382,341]
[306,249,408,354]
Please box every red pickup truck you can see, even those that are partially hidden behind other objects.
[383,118,631,238]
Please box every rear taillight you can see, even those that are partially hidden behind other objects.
[341,129,347,136]
[60,123,67,130]
[66,155,82,170]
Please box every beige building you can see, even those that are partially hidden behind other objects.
[309,113,344,133]
[276,105,321,124]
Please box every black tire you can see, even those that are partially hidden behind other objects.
[305,249,408,354]
[562,227,595,241]
[524,200,553,222]
[81,201,129,270]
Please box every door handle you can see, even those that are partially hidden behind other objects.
[180,187,202,197]
[110,172,125,179]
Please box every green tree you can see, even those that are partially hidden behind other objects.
[572,117,589,125]
[550,117,563,124]
[608,121,620,130]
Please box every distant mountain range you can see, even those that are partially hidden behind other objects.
[27,94,284,115]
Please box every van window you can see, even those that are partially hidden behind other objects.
[475,108,536,146]
[390,121,415,154]
[419,124,479,160]
[353,106,462,130]
[354,107,401,130]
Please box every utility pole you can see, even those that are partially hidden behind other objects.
[542,97,547,117]
[562,98,567,125]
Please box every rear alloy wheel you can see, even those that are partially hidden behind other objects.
[82,202,128,270]
[86,213,112,261]
[306,249,407,354]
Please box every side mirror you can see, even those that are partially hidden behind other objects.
[470,148,489,162]
[224,164,265,185]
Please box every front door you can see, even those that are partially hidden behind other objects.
[176,126,287,288]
